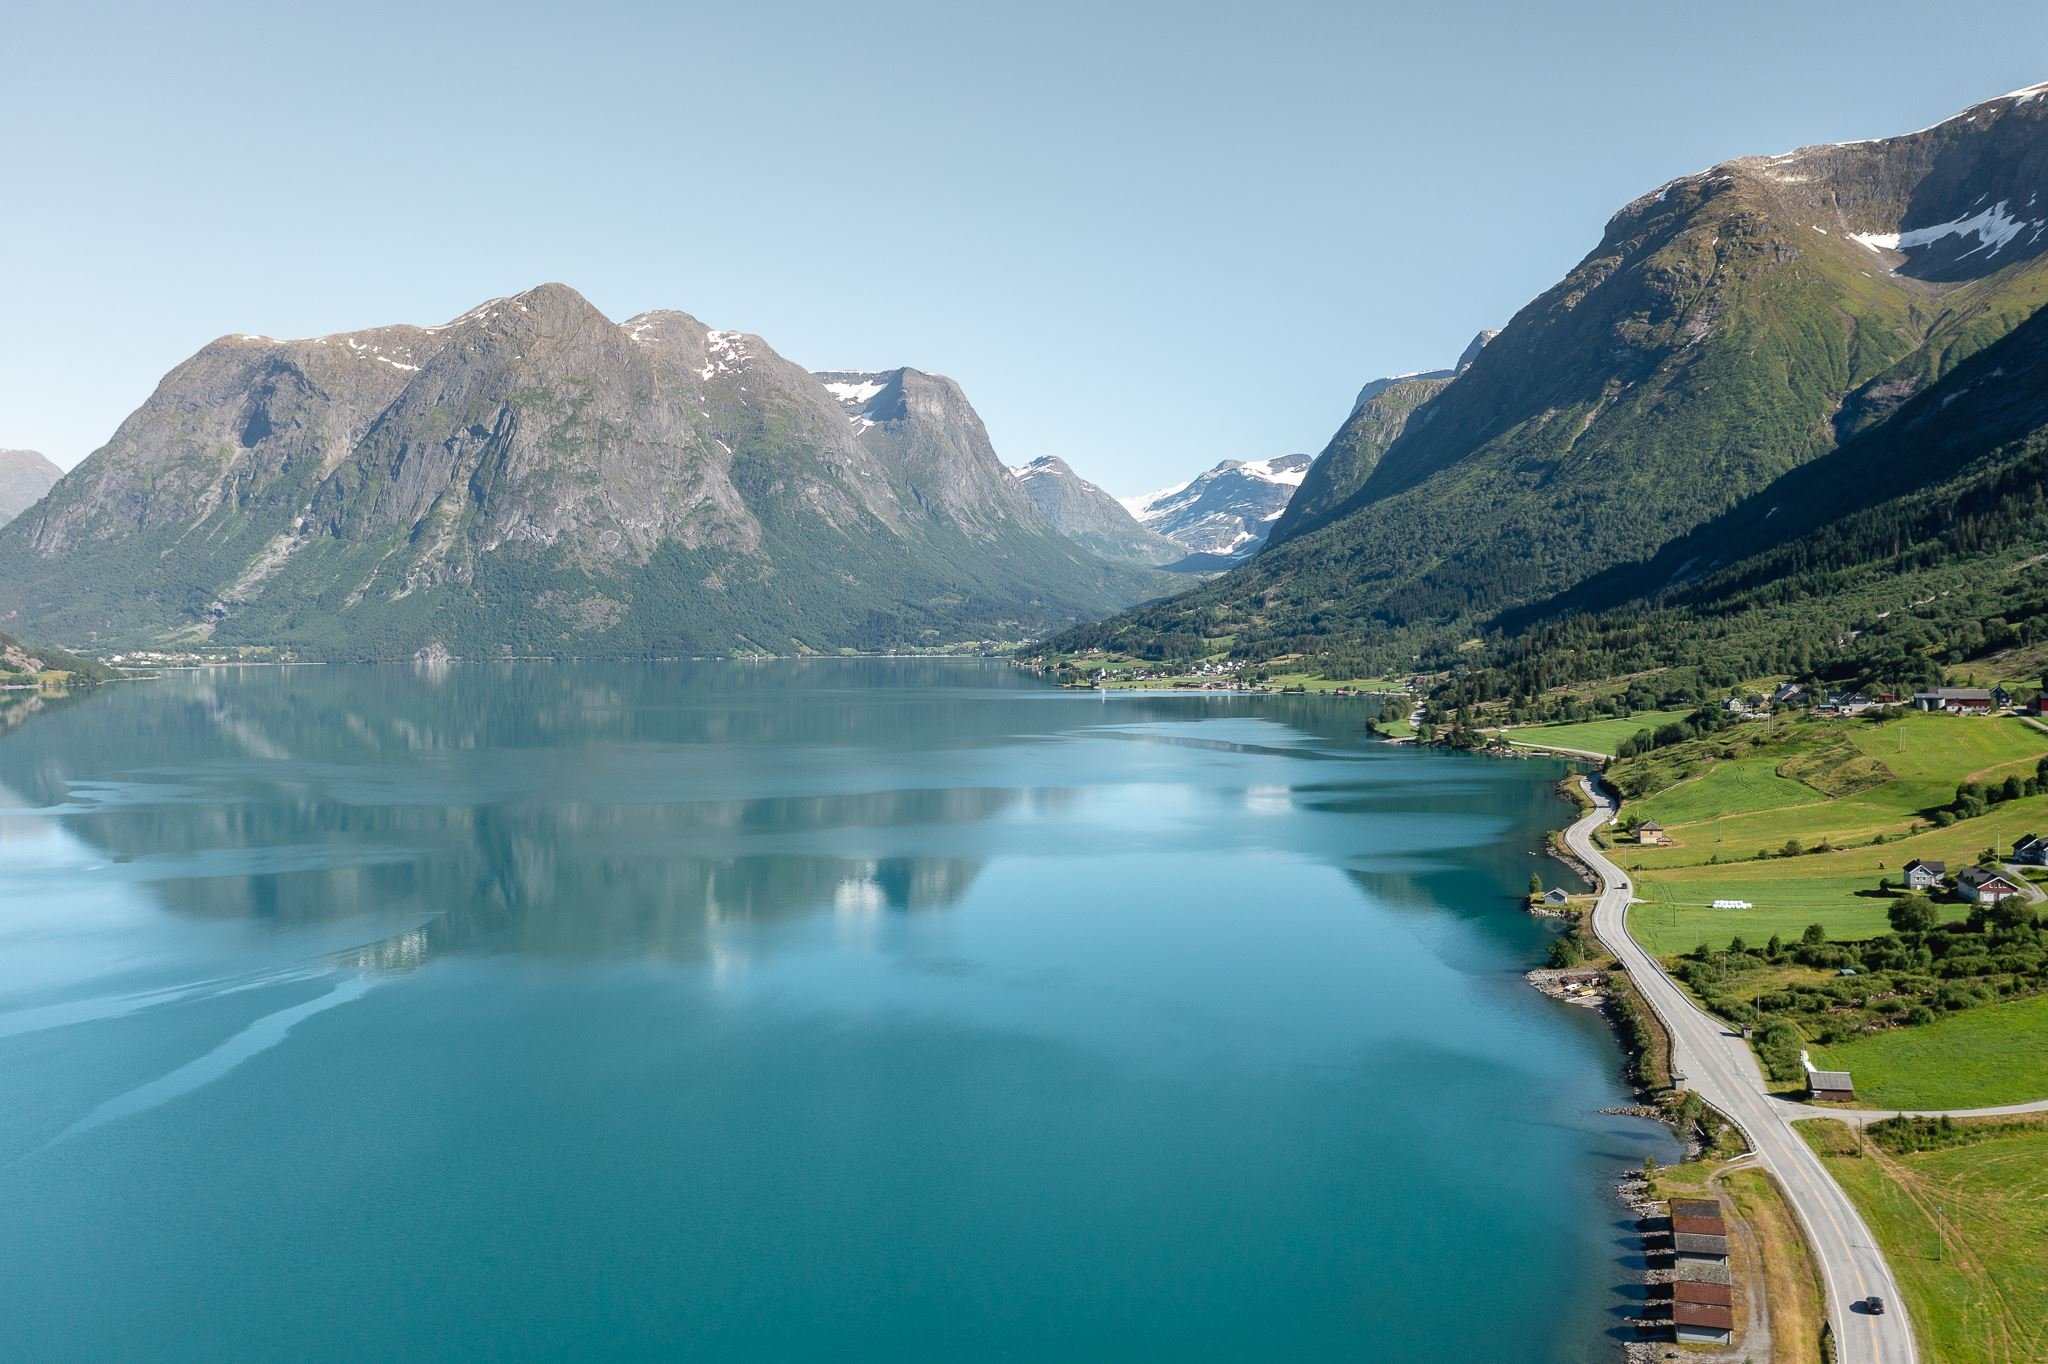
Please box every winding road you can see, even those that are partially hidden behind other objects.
[1566,778,1917,1364]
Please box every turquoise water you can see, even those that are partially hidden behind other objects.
[0,661,1673,1361]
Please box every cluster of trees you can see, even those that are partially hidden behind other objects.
[1935,758,2048,826]
[1611,708,1738,759]
[1673,905,2047,1075]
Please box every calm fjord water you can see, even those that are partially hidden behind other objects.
[0,661,1674,1362]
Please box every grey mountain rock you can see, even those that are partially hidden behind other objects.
[1007,456,1183,566]
[1273,329,1495,546]
[0,284,1160,657]
[0,450,61,528]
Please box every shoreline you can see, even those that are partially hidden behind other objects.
[1521,765,1737,1359]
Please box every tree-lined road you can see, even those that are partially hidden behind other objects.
[1567,778,1916,1364]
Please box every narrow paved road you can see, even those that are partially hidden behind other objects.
[1567,779,1917,1364]
[1813,1094,2048,1126]
[1496,736,1613,762]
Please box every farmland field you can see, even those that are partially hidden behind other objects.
[1498,709,1696,757]
[1810,994,2048,1110]
[1804,1118,2048,1364]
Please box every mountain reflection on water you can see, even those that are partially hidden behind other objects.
[0,660,1423,981]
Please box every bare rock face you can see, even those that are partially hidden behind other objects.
[815,368,1042,539]
[0,284,1158,656]
[1009,456,1183,566]
[0,450,61,528]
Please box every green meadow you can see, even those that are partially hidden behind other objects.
[1613,713,2048,951]
[1498,709,1697,756]
[1811,994,2048,1110]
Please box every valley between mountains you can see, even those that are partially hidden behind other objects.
[8,70,2048,1364]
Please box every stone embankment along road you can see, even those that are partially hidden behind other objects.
[1567,778,1918,1364]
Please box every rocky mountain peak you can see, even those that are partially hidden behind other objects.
[1121,454,1311,558]
[0,285,1166,656]
[1455,329,1498,370]
[1009,456,1183,567]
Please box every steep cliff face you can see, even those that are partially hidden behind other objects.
[0,285,1159,656]
[814,367,1040,538]
[1269,330,1494,546]
[0,450,59,527]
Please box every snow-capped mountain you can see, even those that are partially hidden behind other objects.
[1119,454,1312,557]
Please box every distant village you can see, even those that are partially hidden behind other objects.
[1730,681,2043,718]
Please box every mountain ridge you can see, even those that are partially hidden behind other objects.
[1006,455,1185,566]
[0,284,1163,658]
[1046,78,2048,676]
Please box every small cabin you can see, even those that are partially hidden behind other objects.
[1673,1300,1735,1345]
[1636,820,1671,846]
[1674,1273,1735,1344]
[1807,1069,1854,1103]
[1672,1229,1729,1262]
[1542,888,1570,906]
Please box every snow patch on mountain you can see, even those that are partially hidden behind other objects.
[699,331,749,380]
[1119,454,1312,557]
[1850,200,2044,263]
[822,378,887,406]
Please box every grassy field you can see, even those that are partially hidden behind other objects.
[1802,1118,2048,1364]
[1612,713,2048,953]
[1498,709,1697,756]
[1632,752,1826,825]
[1608,709,2048,1105]
[1628,873,1895,957]
[1622,714,2048,863]
[1809,994,2048,1110]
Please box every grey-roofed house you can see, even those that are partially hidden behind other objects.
[1902,859,1947,891]
[1543,887,1570,906]
[1673,1230,1730,1260]
[1913,687,1996,713]
[2013,834,2048,867]
[1807,1069,1854,1102]
[1674,1258,1733,1286]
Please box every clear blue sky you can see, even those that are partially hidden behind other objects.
[6,2,2045,494]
